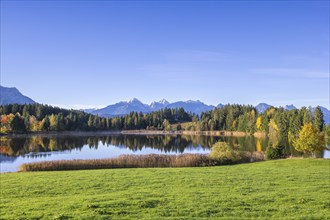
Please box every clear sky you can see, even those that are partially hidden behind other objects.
[1,1,329,109]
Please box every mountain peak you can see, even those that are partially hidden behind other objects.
[186,100,202,104]
[128,98,142,104]
[150,99,170,109]
[255,103,272,113]
[158,99,169,105]
[284,104,297,110]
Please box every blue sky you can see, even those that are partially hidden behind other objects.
[1,1,329,109]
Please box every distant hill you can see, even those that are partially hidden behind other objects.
[255,103,273,113]
[0,86,36,105]
[80,108,99,114]
[166,100,215,115]
[284,104,297,111]
[255,103,297,113]
[90,98,217,117]
[92,98,150,116]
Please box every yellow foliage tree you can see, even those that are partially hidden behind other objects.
[256,116,262,131]
[49,114,56,131]
[232,119,237,130]
[266,108,275,116]
[29,116,41,132]
[256,139,262,152]
[268,119,279,147]
[294,123,325,154]
[162,119,171,131]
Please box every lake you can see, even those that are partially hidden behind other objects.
[0,134,328,172]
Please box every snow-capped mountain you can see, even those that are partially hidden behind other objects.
[150,99,170,111]
[92,98,150,117]
[166,100,215,115]
[82,99,330,125]
[90,99,216,117]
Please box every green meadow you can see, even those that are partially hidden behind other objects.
[1,159,329,219]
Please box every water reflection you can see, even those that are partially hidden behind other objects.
[0,134,326,172]
[0,135,271,157]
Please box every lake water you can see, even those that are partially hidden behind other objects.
[0,134,328,172]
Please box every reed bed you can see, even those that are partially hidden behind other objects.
[19,154,217,172]
[19,152,265,172]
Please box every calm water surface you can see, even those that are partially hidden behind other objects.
[0,134,328,172]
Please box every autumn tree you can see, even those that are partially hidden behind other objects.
[256,116,262,131]
[294,123,325,155]
[0,114,15,133]
[162,119,171,131]
[49,114,56,131]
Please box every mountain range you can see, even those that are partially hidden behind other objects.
[0,85,329,124]
[91,98,215,117]
[255,103,297,113]
[0,86,35,105]
[88,98,330,124]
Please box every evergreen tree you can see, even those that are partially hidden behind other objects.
[42,116,50,131]
[313,106,324,132]
[10,113,26,133]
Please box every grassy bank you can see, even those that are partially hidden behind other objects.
[1,159,329,219]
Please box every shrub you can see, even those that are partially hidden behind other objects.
[266,145,285,160]
[210,142,266,164]
[210,142,242,164]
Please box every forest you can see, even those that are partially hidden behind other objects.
[0,104,328,150]
[0,104,192,133]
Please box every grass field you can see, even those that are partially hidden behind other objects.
[1,159,329,219]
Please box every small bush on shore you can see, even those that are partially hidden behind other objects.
[209,142,265,164]
[210,142,241,163]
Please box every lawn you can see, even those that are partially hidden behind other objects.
[1,159,329,219]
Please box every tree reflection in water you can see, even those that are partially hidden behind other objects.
[0,134,272,157]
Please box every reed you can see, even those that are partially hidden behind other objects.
[19,151,265,172]
[19,154,217,172]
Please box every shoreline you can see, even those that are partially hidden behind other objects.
[1,130,267,138]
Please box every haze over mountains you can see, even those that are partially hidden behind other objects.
[0,85,329,124]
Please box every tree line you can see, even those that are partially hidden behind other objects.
[0,103,328,156]
[0,104,192,133]
[0,104,326,136]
